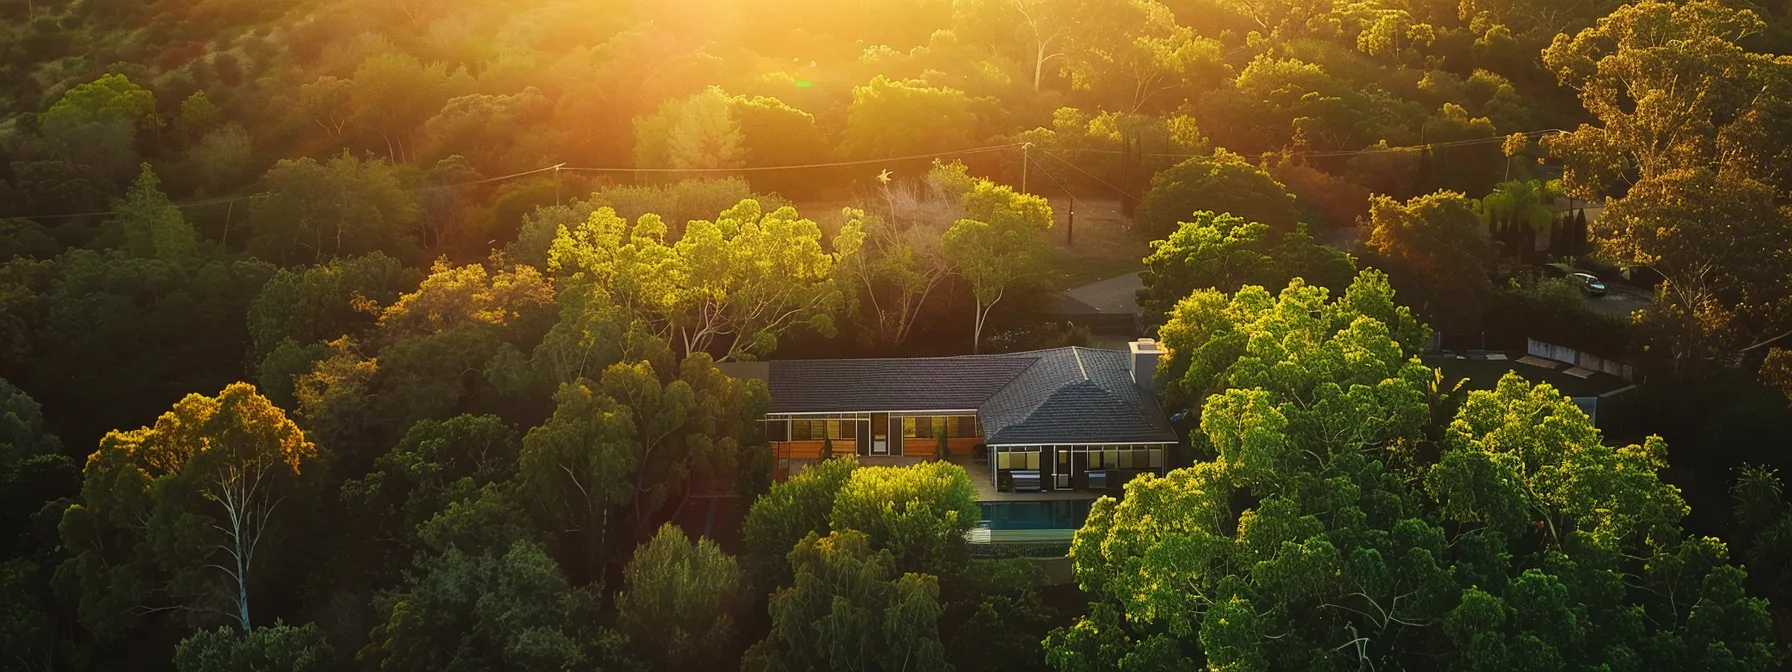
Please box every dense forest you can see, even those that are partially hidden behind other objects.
[3,0,1792,668]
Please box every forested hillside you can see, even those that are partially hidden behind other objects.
[3,0,1792,669]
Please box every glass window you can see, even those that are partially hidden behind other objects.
[1149,448,1164,469]
[792,420,810,440]
[903,417,917,438]
[842,420,857,439]
[766,420,789,442]
[946,416,960,437]
[1088,449,1102,469]
[916,416,932,437]
[826,420,841,440]
[1026,451,1040,469]
[1104,450,1119,467]
[1118,449,1134,469]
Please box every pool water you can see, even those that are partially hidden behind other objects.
[978,499,1094,530]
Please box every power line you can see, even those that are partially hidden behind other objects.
[414,163,565,193]
[1034,147,1135,200]
[12,162,576,222]
[558,143,1025,174]
[15,129,1560,223]
[6,144,1029,222]
[1048,128,1568,161]
[16,192,273,221]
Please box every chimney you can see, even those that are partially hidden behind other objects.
[1128,338,1163,393]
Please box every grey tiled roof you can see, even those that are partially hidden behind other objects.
[757,347,1178,446]
[762,355,1038,413]
[977,348,1179,445]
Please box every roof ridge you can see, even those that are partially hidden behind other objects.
[1071,347,1088,380]
[986,380,1137,444]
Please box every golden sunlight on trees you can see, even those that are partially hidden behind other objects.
[57,384,319,638]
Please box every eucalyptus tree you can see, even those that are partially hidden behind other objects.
[616,524,746,671]
[549,199,856,361]
[941,174,1053,353]
[1052,273,1777,671]
[57,383,322,638]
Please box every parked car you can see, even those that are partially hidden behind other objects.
[1571,271,1607,296]
[1542,262,1575,279]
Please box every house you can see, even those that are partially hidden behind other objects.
[720,340,1178,493]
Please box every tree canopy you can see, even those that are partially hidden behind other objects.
[1055,275,1778,670]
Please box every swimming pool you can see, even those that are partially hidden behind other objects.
[978,499,1094,530]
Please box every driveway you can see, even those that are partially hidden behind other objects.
[1063,272,1144,315]
[1582,283,1651,320]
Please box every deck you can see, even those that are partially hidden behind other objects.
[956,456,1101,503]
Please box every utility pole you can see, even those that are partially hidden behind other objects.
[552,163,565,206]
[1067,197,1075,245]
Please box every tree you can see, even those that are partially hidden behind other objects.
[106,164,198,266]
[941,175,1053,353]
[596,355,769,535]
[25,179,274,462]
[37,74,157,138]
[1599,169,1791,374]
[549,199,856,361]
[0,377,70,558]
[838,164,970,352]
[1731,466,1792,609]
[361,540,621,671]
[742,456,858,592]
[952,0,1086,92]
[828,461,981,577]
[515,376,633,577]
[292,260,555,467]
[248,154,421,265]
[730,94,827,167]
[0,379,71,672]
[0,558,58,671]
[183,123,256,197]
[1362,190,1496,333]
[839,76,978,159]
[1136,152,1300,239]
[35,74,155,187]
[617,523,746,671]
[349,52,466,162]
[176,90,224,141]
[1476,179,1557,259]
[245,252,416,374]
[1155,269,1429,411]
[635,86,746,171]
[419,88,553,172]
[744,530,950,672]
[173,621,335,672]
[297,76,353,138]
[1055,270,1778,670]
[1543,0,1792,199]
[339,415,521,557]
[56,383,320,638]
[1136,211,1356,325]
[1061,1,1228,113]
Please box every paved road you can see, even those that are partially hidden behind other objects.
[1063,272,1144,315]
[1582,283,1651,320]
